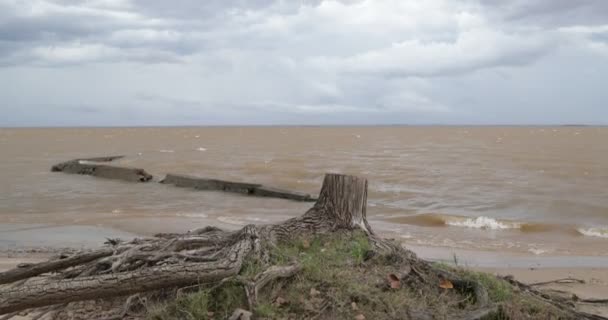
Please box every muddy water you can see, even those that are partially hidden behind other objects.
[1,126,607,256]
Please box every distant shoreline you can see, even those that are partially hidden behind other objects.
[1,124,607,129]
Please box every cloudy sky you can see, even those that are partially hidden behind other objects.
[1,0,607,126]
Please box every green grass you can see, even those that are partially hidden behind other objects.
[147,281,246,320]
[148,232,567,320]
[432,261,513,303]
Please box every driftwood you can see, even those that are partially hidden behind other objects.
[160,173,317,201]
[529,278,586,286]
[0,173,605,319]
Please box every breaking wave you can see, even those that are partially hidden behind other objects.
[388,214,521,230]
[388,213,608,238]
[577,227,608,239]
[217,216,270,226]
[445,216,519,230]
[388,214,553,231]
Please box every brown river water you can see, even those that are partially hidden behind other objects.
[1,126,607,260]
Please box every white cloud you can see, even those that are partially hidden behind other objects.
[0,0,607,125]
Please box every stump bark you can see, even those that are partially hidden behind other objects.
[0,173,384,315]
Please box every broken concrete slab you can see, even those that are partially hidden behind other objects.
[252,185,315,202]
[51,160,153,183]
[160,174,260,194]
[52,156,315,201]
[160,173,316,202]
[77,155,125,162]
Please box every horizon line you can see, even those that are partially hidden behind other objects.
[1,123,606,129]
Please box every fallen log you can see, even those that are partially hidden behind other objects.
[160,173,316,202]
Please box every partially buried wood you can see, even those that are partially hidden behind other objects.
[160,173,316,201]
[51,159,153,182]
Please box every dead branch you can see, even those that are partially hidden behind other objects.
[530,278,586,286]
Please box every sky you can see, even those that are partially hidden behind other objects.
[1,0,607,126]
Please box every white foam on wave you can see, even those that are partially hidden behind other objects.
[196,147,207,151]
[217,216,270,226]
[217,216,245,225]
[176,213,208,218]
[578,227,608,239]
[446,216,519,230]
[159,149,174,153]
[528,248,547,255]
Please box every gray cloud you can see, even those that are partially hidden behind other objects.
[0,0,607,126]
[479,0,608,27]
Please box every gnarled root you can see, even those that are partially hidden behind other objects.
[241,264,302,309]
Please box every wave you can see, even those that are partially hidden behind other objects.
[159,149,174,153]
[446,216,519,230]
[196,147,207,151]
[217,216,270,226]
[388,214,550,231]
[388,213,608,239]
[175,212,208,218]
[528,248,548,255]
[578,227,608,239]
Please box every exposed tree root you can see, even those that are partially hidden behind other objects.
[241,264,302,308]
[502,275,608,320]
[530,278,586,286]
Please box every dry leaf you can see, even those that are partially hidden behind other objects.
[302,239,311,249]
[274,296,287,306]
[355,314,366,320]
[351,302,358,311]
[439,279,454,289]
[387,273,401,289]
